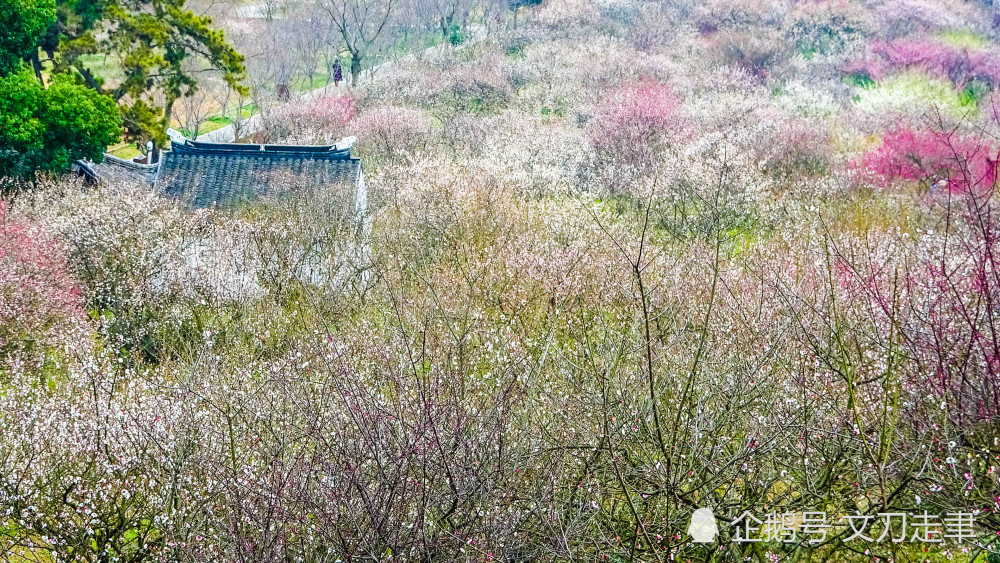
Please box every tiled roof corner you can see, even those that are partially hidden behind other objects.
[78,154,160,187]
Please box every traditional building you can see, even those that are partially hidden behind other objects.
[75,133,371,295]
[77,132,363,209]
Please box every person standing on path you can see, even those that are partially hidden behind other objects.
[332,59,343,87]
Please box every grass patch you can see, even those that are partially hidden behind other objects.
[77,53,125,86]
[937,29,990,50]
[293,69,338,93]
[108,144,142,159]
[180,116,231,138]
[853,71,976,119]
[959,79,991,107]
[202,116,230,132]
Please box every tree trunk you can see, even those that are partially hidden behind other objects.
[350,54,362,86]
[440,14,453,39]
[30,51,44,83]
[78,65,103,93]
[162,97,176,145]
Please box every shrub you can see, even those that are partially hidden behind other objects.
[353,104,432,166]
[850,37,1000,93]
[783,0,870,58]
[438,112,493,155]
[598,0,678,52]
[361,49,514,114]
[261,94,355,144]
[693,0,785,34]
[511,35,656,116]
[29,186,209,364]
[711,29,789,80]
[0,200,83,372]
[443,52,515,113]
[875,0,979,38]
[840,56,887,85]
[587,80,680,188]
[860,125,999,193]
[759,116,833,179]
[533,0,603,32]
[872,38,973,86]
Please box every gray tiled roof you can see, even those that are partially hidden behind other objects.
[76,154,160,186]
[154,140,361,208]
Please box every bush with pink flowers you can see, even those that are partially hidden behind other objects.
[587,80,680,189]
[260,95,356,144]
[844,37,1000,98]
[860,125,999,193]
[0,200,84,373]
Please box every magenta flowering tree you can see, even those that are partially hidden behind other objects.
[871,38,965,81]
[860,125,998,193]
[587,80,680,189]
[0,200,83,371]
[848,37,1000,92]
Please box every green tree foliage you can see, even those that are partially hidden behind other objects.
[0,0,55,75]
[0,0,244,180]
[41,0,247,144]
[0,67,121,179]
[0,0,121,181]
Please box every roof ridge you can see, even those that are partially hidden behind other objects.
[98,153,162,170]
[180,139,353,158]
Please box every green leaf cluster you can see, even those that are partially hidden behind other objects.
[0,0,247,181]
[50,0,247,143]
[0,0,55,74]
[0,0,121,181]
[0,66,121,179]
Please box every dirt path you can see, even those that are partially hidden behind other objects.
[196,26,484,144]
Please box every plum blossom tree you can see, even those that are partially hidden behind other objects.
[2,4,1000,562]
[260,94,355,143]
[352,103,431,165]
[0,200,83,372]
[587,80,680,189]
[860,125,999,193]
